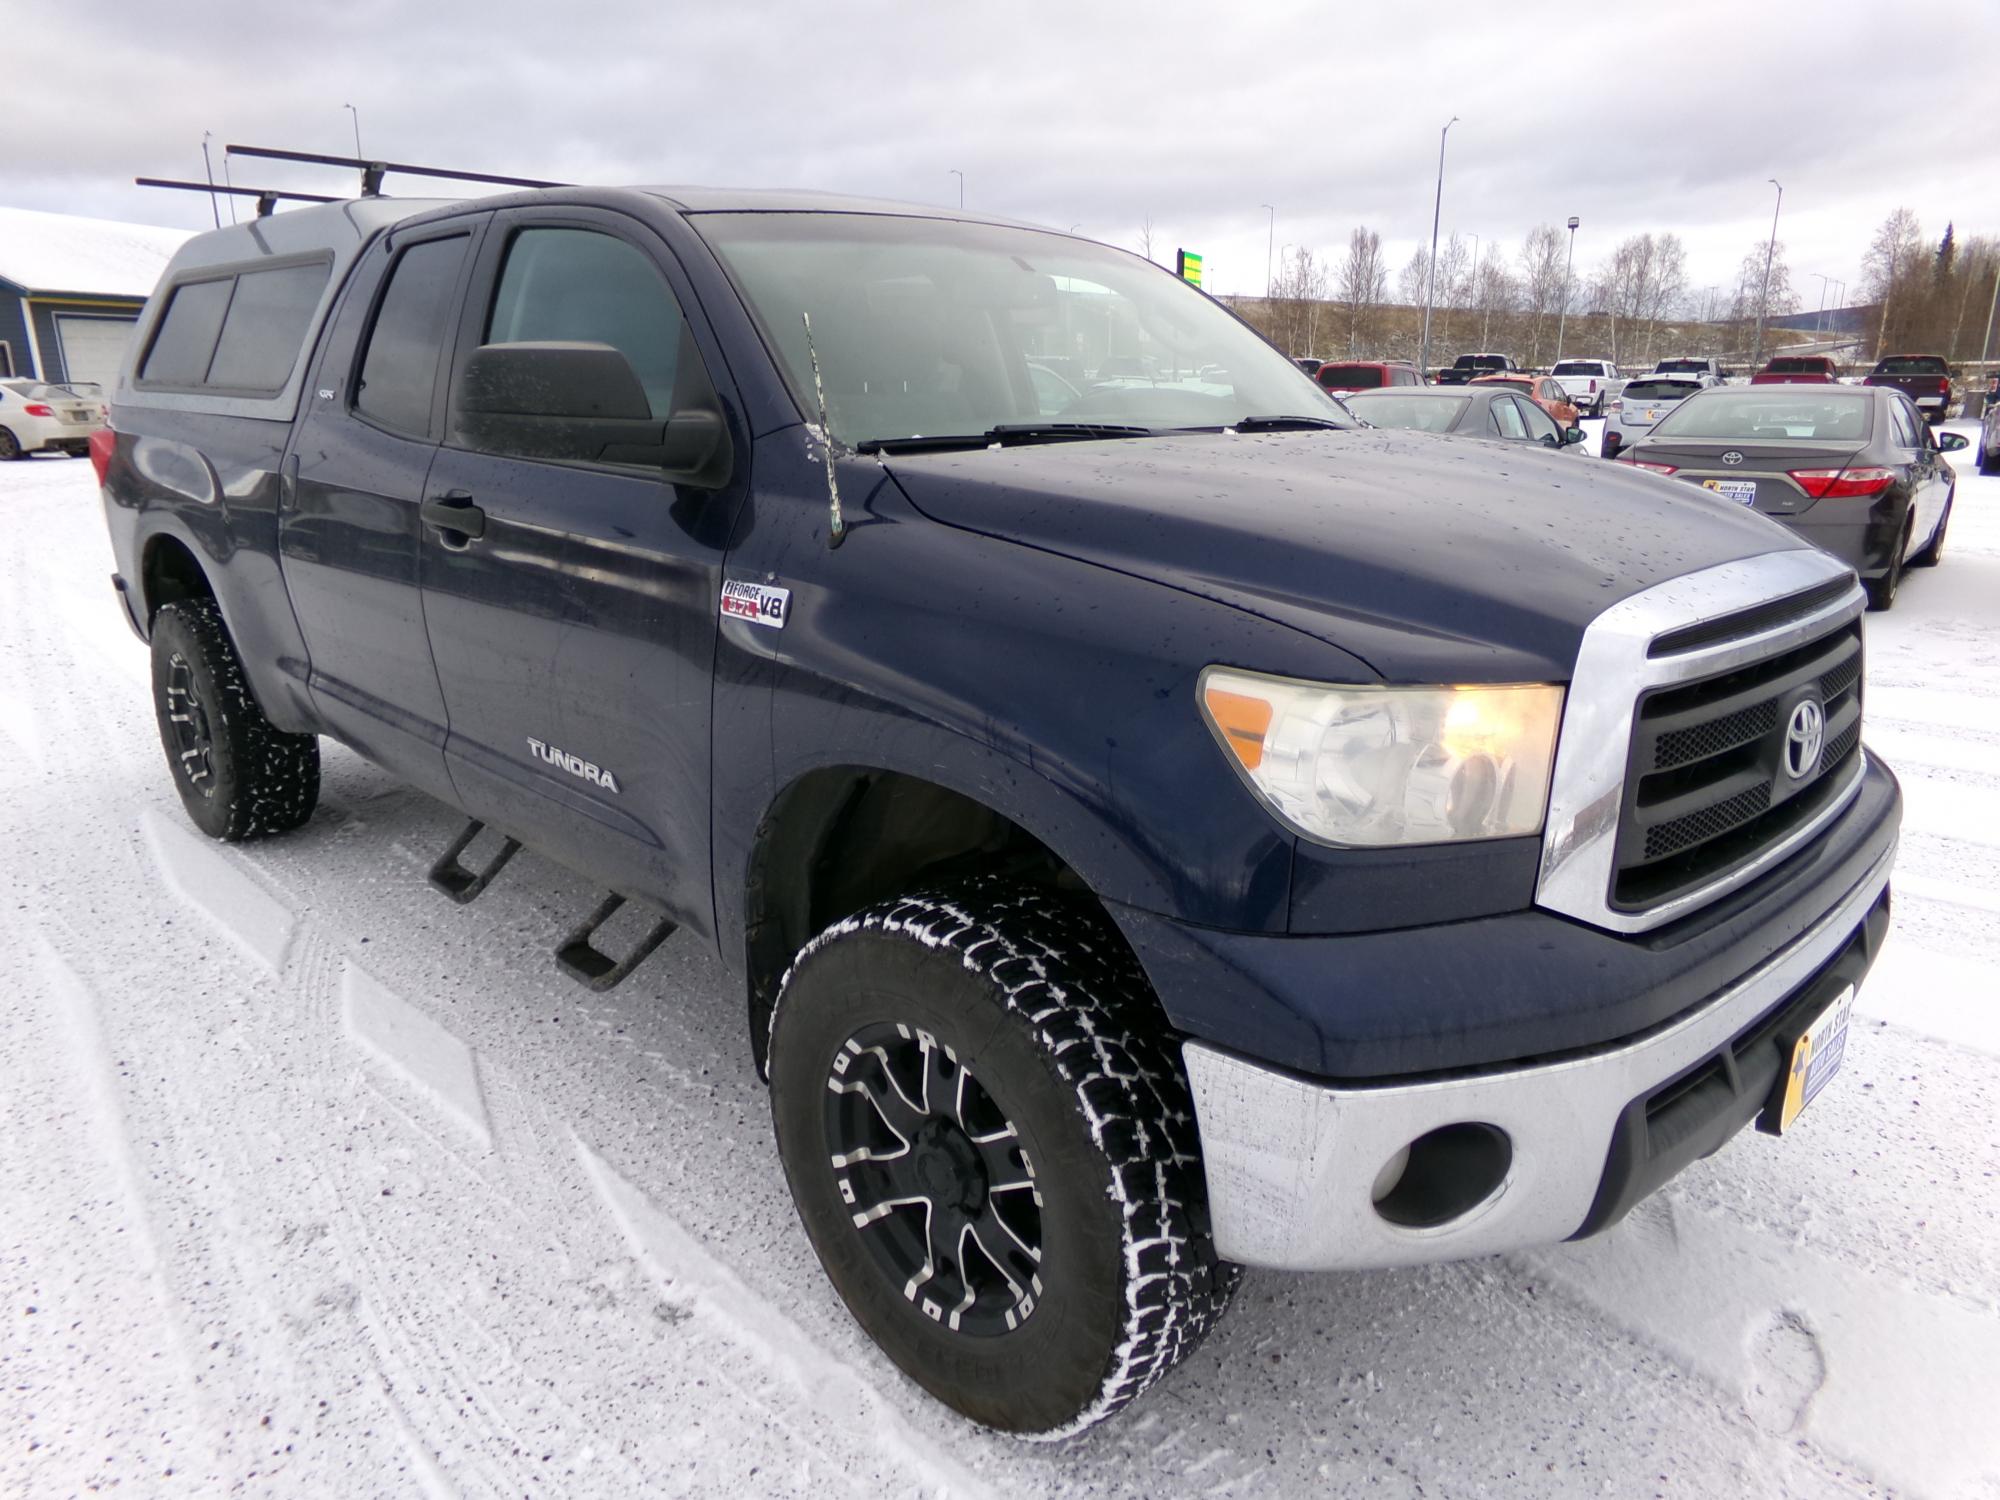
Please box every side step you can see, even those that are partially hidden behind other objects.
[428,819,522,905]
[555,894,678,992]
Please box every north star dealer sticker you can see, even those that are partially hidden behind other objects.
[720,579,790,629]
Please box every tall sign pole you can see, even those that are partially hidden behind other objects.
[1419,117,1458,381]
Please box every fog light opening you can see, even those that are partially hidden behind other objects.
[1372,1122,1513,1230]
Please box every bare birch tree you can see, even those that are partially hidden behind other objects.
[1336,227,1389,355]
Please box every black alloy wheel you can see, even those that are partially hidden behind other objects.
[826,1021,1043,1336]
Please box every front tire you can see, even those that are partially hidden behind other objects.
[150,598,320,840]
[768,886,1237,1436]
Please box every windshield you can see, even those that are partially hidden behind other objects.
[1340,393,1467,432]
[1873,357,1947,376]
[1550,361,1602,376]
[696,212,1343,447]
[1766,358,1825,373]
[1655,359,1708,373]
[1317,365,1384,389]
[1649,391,1873,442]
[1622,380,1699,401]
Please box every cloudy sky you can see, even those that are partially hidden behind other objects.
[7,0,1994,310]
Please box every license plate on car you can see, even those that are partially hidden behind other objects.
[1702,479,1758,506]
[1767,985,1855,1134]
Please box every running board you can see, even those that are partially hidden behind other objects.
[428,819,522,905]
[555,894,678,991]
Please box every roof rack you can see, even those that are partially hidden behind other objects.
[224,144,567,198]
[135,177,341,218]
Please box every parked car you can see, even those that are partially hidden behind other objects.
[103,185,1900,1436]
[1864,354,1953,424]
[1295,357,1324,377]
[1315,359,1422,393]
[1602,373,1707,459]
[1618,384,1965,609]
[1339,385,1587,450]
[0,379,104,459]
[1978,390,2000,475]
[1652,356,1726,385]
[1752,356,1840,385]
[1549,358,1625,417]
[1472,372,1581,426]
[1434,351,1517,385]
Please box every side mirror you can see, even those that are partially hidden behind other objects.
[1564,425,1586,445]
[455,340,732,487]
[1938,431,1969,452]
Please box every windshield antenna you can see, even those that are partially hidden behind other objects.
[801,312,845,548]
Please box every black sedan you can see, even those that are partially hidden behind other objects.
[1619,384,1968,610]
[1337,385,1590,452]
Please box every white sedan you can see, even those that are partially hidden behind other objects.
[0,379,104,460]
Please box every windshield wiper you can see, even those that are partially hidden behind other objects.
[857,422,1155,455]
[1224,414,1349,432]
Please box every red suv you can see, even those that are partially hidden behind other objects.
[1751,355,1839,385]
[1316,360,1422,393]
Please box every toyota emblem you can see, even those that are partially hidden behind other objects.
[1721,450,1745,465]
[1784,698,1825,780]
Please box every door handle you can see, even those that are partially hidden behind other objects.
[421,490,486,541]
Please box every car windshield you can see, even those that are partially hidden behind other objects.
[1655,360,1708,373]
[1550,362,1602,376]
[1766,358,1823,373]
[1622,380,1699,401]
[1340,393,1468,432]
[1649,391,1873,441]
[695,212,1344,448]
[1318,365,1384,389]
[1874,357,1947,375]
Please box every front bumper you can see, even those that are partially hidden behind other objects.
[1184,836,1894,1271]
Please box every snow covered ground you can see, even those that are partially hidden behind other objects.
[3,435,1997,1499]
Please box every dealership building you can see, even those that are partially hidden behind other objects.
[0,205,194,389]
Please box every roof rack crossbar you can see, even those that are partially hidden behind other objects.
[223,144,566,196]
[136,177,342,218]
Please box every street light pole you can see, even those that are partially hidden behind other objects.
[1260,204,1276,299]
[199,132,221,228]
[344,103,363,160]
[949,169,963,209]
[1555,215,1580,365]
[1418,116,1458,381]
[1752,178,1783,369]
[1810,272,1831,335]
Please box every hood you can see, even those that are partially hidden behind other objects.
[884,428,1808,682]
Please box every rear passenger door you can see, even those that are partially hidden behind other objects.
[282,216,486,800]
[1890,396,1944,553]
[418,208,743,930]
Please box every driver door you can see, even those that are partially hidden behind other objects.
[418,208,745,931]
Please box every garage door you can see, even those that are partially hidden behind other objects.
[53,314,138,390]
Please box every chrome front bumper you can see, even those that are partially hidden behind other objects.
[1183,837,1894,1272]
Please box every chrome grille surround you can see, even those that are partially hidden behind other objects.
[1536,549,1866,935]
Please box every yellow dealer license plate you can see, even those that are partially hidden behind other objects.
[1702,478,1759,506]
[1770,986,1855,1133]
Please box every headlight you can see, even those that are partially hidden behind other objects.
[1199,668,1564,846]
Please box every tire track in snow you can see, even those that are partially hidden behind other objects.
[141,806,301,973]
[577,1136,1003,1500]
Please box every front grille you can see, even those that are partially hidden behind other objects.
[1613,619,1863,910]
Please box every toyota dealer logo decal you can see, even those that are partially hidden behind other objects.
[1721,450,1745,465]
[1784,698,1825,780]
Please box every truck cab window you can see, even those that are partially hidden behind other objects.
[484,228,683,419]
[355,235,470,437]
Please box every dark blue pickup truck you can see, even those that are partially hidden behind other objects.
[98,186,1899,1436]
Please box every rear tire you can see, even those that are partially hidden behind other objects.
[1909,492,1951,568]
[768,884,1238,1436]
[150,598,320,840]
[0,426,22,461]
[1865,529,1907,611]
